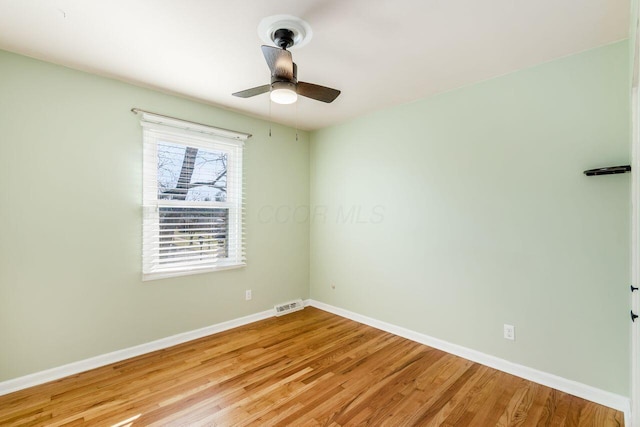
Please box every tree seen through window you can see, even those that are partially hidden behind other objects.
[156,142,229,264]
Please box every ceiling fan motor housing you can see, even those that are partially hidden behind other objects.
[273,29,295,49]
[271,80,296,92]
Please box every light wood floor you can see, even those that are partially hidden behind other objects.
[0,307,624,426]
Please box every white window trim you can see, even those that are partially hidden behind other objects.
[139,111,249,281]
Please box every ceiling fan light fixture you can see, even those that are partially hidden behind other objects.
[270,81,297,104]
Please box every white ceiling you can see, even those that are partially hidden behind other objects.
[0,0,629,130]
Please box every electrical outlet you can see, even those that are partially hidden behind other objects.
[331,283,336,290]
[504,324,515,341]
[245,289,252,301]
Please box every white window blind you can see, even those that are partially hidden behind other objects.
[140,111,248,281]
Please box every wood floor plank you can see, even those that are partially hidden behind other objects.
[0,307,624,426]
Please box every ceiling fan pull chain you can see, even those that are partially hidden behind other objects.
[269,97,272,137]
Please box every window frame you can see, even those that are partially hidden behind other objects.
[139,112,248,281]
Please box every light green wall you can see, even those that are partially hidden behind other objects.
[310,41,630,395]
[0,50,310,381]
[632,0,638,82]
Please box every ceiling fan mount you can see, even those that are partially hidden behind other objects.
[233,15,340,104]
[258,15,312,50]
[272,28,295,50]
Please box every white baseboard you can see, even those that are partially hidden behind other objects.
[307,299,631,424]
[0,308,275,397]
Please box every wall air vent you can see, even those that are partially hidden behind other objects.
[274,299,304,316]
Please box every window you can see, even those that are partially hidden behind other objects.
[140,111,248,280]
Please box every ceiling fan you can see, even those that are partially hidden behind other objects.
[232,27,340,105]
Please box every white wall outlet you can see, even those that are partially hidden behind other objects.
[504,324,515,341]
[245,289,252,301]
[331,283,336,290]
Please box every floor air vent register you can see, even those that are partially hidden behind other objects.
[274,299,304,316]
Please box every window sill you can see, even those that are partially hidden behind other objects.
[142,263,246,282]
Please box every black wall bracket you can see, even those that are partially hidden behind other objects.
[583,165,631,176]
[632,310,638,323]
[632,285,639,292]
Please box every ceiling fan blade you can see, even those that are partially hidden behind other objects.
[261,45,293,80]
[297,82,341,103]
[232,84,270,98]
